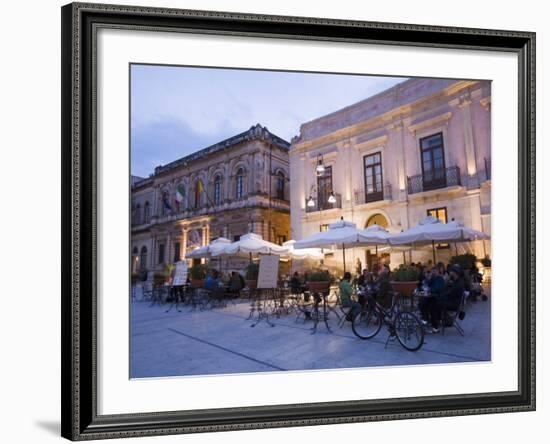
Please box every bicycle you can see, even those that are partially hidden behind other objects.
[351,291,425,351]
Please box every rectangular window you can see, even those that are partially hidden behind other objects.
[233,235,241,242]
[427,207,448,223]
[317,165,333,209]
[363,152,383,202]
[320,224,329,232]
[427,207,449,249]
[420,133,446,190]
[158,243,165,264]
[174,242,180,262]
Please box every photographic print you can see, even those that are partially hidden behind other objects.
[62,3,535,439]
[129,65,492,379]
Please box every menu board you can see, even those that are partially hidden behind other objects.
[257,255,279,289]
[172,261,189,286]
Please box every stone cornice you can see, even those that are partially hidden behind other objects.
[291,79,484,153]
[480,97,491,111]
[407,112,452,133]
[354,134,388,152]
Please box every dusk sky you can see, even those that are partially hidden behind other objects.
[130,64,406,177]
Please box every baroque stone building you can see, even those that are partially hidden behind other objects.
[131,124,290,273]
[289,78,491,271]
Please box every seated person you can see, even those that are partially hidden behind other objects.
[204,270,220,291]
[339,272,361,320]
[419,266,445,324]
[424,264,465,333]
[290,271,303,294]
[357,269,371,289]
[373,265,392,308]
[229,271,244,294]
[417,266,429,290]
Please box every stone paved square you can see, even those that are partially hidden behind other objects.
[130,294,491,378]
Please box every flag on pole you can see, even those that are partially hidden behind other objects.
[175,184,185,203]
[162,194,172,213]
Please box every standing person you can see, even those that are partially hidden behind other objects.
[355,258,362,276]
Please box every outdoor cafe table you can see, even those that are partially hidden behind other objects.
[308,287,333,334]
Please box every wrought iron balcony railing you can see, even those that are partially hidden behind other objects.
[407,166,461,195]
[305,193,342,213]
[484,157,491,181]
[354,184,392,205]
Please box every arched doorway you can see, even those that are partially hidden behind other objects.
[366,213,388,229]
[365,213,389,271]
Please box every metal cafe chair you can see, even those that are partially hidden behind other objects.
[441,292,467,336]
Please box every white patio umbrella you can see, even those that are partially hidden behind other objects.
[282,240,324,260]
[389,216,490,263]
[293,219,372,272]
[223,233,289,257]
[357,224,392,268]
[185,237,232,259]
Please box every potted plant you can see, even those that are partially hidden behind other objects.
[481,255,492,268]
[450,253,478,270]
[306,270,332,293]
[189,263,208,288]
[245,262,259,289]
[390,265,420,296]
[153,271,166,286]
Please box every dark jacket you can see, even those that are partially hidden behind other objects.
[428,275,445,296]
[439,276,465,308]
[374,274,392,307]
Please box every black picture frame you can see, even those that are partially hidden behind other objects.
[61,2,536,440]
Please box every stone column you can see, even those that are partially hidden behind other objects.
[150,235,157,271]
[166,232,172,264]
[341,140,352,207]
[181,228,188,265]
[387,120,406,200]
[458,96,478,180]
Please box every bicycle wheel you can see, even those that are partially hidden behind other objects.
[394,311,424,351]
[352,307,382,339]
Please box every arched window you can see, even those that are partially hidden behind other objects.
[276,171,285,200]
[143,201,150,223]
[236,168,244,199]
[135,203,142,224]
[214,175,222,205]
[139,246,148,270]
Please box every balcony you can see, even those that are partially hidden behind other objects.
[485,157,491,181]
[354,184,392,205]
[407,166,461,195]
[147,193,291,226]
[305,193,342,213]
